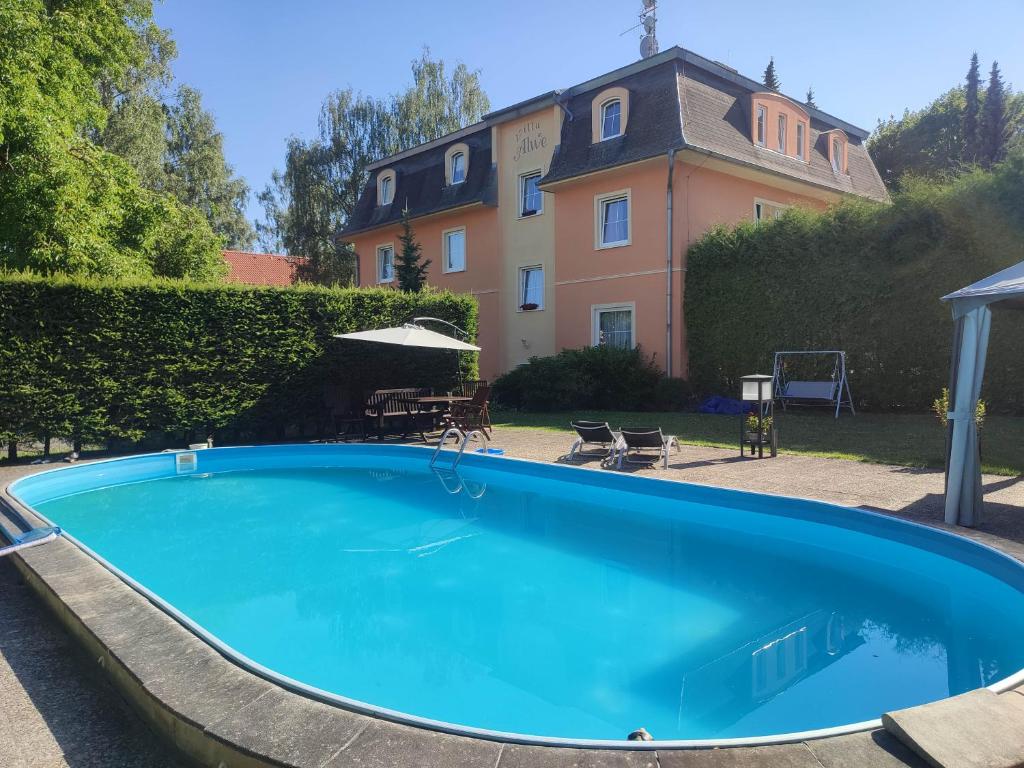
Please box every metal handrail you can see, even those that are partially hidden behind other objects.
[0,526,60,558]
[452,430,488,469]
[430,427,466,467]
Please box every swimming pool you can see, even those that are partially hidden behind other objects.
[10,444,1024,747]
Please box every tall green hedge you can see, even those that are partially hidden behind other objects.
[685,155,1024,412]
[0,274,477,451]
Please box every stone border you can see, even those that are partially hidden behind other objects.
[3,459,1021,767]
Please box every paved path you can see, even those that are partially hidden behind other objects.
[0,556,185,767]
[1,437,1022,767]
[485,427,1024,548]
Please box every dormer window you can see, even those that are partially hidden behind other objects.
[756,105,767,147]
[796,122,806,161]
[451,152,465,184]
[777,114,787,153]
[591,87,630,143]
[831,138,843,172]
[601,100,622,140]
[377,170,396,206]
[444,143,470,186]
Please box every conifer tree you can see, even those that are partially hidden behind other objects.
[395,208,431,291]
[763,58,781,91]
[962,53,981,164]
[980,60,1007,167]
[805,87,817,109]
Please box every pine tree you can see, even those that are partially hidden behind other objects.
[962,53,981,164]
[805,87,817,109]
[763,58,781,91]
[395,208,431,291]
[980,61,1008,167]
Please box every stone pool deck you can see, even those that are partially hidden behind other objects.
[2,439,1024,767]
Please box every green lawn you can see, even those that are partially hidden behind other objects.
[491,409,1024,476]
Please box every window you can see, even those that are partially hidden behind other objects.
[831,138,843,172]
[597,193,630,247]
[601,100,622,140]
[376,245,394,283]
[450,152,466,184]
[519,171,543,217]
[777,114,787,153]
[518,266,544,311]
[796,122,806,160]
[443,228,466,273]
[756,105,767,146]
[593,304,634,349]
[754,198,788,223]
[379,175,393,206]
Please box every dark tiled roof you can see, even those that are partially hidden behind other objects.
[541,61,685,185]
[341,47,888,238]
[542,57,888,202]
[678,65,889,202]
[342,128,495,236]
[222,251,306,286]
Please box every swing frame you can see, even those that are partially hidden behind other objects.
[771,350,855,418]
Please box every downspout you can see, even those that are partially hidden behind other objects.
[665,148,677,377]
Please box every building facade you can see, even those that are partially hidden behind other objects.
[341,48,888,382]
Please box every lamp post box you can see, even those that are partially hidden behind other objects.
[740,374,777,458]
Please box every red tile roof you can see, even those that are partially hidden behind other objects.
[222,250,307,286]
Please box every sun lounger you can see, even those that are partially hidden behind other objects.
[567,421,621,462]
[616,427,680,469]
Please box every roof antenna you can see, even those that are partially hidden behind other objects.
[620,0,659,60]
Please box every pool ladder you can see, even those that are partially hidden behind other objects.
[430,427,488,470]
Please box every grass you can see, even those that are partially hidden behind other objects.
[491,408,1024,476]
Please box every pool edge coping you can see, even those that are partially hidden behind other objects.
[3,448,1024,766]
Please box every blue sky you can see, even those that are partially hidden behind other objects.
[153,0,1024,228]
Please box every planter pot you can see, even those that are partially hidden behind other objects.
[745,431,770,444]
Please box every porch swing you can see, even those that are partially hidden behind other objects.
[771,350,855,418]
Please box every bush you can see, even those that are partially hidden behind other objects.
[0,273,477,452]
[685,154,1024,412]
[492,345,664,412]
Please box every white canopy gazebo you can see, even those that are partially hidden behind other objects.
[941,260,1024,526]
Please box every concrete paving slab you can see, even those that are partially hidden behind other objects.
[882,689,1024,767]
[208,686,368,767]
[657,743,822,767]
[325,719,501,768]
[805,730,929,767]
[497,744,657,768]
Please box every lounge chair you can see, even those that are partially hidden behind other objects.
[567,421,621,462]
[616,427,680,469]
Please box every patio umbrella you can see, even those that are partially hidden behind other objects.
[334,323,480,351]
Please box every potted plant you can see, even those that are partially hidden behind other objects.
[744,412,773,444]
[932,388,986,430]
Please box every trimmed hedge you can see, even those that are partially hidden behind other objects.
[685,155,1024,412]
[493,345,692,412]
[0,274,477,451]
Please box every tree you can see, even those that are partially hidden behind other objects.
[868,67,1024,190]
[164,86,254,247]
[258,48,489,285]
[980,61,1008,167]
[0,0,225,280]
[805,87,817,109]
[94,15,254,248]
[962,53,981,164]
[763,58,781,92]
[395,208,430,291]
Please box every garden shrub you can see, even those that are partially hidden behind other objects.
[493,345,664,412]
[0,273,477,452]
[685,154,1024,412]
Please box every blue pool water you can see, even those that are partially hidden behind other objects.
[12,445,1024,744]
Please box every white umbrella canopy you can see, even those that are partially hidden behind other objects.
[334,323,481,352]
